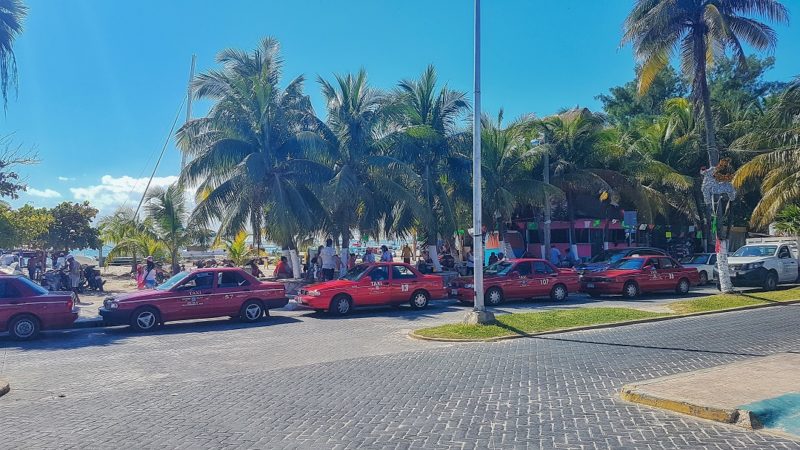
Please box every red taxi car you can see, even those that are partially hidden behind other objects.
[294,262,447,315]
[99,268,287,331]
[449,259,580,306]
[580,256,700,298]
[1,275,79,340]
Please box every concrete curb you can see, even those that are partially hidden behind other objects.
[0,378,9,398]
[409,298,800,343]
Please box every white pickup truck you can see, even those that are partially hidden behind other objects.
[717,237,799,291]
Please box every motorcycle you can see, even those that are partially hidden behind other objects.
[41,268,72,292]
[83,265,105,292]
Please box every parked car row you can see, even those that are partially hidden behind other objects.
[6,245,782,341]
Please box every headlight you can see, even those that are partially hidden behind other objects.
[103,299,119,309]
[464,283,474,289]
[743,262,764,271]
[306,290,321,297]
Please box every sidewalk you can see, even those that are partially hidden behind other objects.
[621,353,800,438]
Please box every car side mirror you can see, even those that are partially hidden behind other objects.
[642,265,654,272]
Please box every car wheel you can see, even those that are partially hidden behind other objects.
[486,287,503,306]
[9,314,40,341]
[699,271,708,286]
[550,284,568,301]
[329,294,352,316]
[622,281,639,299]
[409,290,430,309]
[676,278,690,295]
[240,300,264,323]
[130,307,160,332]
[763,272,778,291]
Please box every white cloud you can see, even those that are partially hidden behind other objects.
[57,176,75,182]
[70,174,179,212]
[27,188,62,198]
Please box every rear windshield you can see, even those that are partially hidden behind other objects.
[18,276,48,295]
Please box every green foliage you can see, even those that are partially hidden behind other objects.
[217,231,255,266]
[4,204,54,248]
[774,205,800,236]
[46,201,100,251]
[0,0,26,111]
[597,66,686,129]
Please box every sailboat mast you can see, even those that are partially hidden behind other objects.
[181,54,196,170]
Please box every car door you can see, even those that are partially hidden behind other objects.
[361,265,391,305]
[504,262,531,299]
[170,271,216,320]
[528,261,553,298]
[214,271,253,317]
[636,258,661,293]
[657,257,680,290]
[389,264,419,302]
[707,254,717,280]
[777,246,798,282]
[0,279,22,330]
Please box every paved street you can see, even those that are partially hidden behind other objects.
[1,294,799,449]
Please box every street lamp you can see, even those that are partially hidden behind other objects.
[464,0,495,325]
[531,134,551,262]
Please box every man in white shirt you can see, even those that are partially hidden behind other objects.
[320,238,337,281]
[549,246,562,266]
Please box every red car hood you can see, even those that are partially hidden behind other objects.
[113,289,165,302]
[302,279,356,292]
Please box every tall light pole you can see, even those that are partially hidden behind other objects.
[465,0,494,325]
[532,134,551,260]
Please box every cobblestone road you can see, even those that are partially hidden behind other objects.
[1,300,799,449]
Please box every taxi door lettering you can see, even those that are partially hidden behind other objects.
[401,283,409,292]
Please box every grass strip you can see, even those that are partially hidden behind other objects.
[414,307,666,340]
[416,287,800,340]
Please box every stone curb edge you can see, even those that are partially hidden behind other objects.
[0,378,9,398]
[408,298,800,343]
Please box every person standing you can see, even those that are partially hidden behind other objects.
[26,255,37,280]
[66,255,83,304]
[488,252,498,265]
[549,246,562,266]
[348,253,356,269]
[380,245,392,262]
[563,247,578,267]
[466,250,475,275]
[401,244,412,264]
[363,248,376,263]
[144,256,157,289]
[320,238,337,281]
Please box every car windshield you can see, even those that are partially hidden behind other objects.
[485,261,514,276]
[733,245,777,257]
[610,259,645,270]
[589,250,627,264]
[156,271,189,290]
[18,276,48,295]
[341,264,371,281]
[681,255,709,264]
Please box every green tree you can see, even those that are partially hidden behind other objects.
[177,37,329,277]
[0,0,26,111]
[597,66,686,130]
[217,230,255,266]
[390,65,471,270]
[98,206,141,271]
[46,201,100,252]
[774,204,800,236]
[144,183,192,274]
[5,204,53,248]
[623,0,789,292]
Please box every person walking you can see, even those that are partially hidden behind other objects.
[144,256,157,289]
[380,245,392,262]
[320,238,337,281]
[401,244,412,264]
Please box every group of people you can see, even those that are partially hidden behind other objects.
[546,246,580,267]
[134,256,160,289]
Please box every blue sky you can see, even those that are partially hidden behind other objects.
[5,0,799,217]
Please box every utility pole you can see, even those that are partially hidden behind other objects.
[181,54,196,170]
[465,0,494,325]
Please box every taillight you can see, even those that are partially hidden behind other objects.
[68,294,75,310]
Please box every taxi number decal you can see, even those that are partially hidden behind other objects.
[539,279,549,285]
[667,273,675,279]
[401,284,409,292]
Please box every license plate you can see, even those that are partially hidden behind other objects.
[451,289,459,295]
[586,283,595,288]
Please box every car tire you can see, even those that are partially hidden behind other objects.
[763,272,778,291]
[622,281,639,299]
[699,271,708,286]
[550,284,568,301]
[676,278,690,295]
[486,287,503,306]
[130,306,160,332]
[409,290,430,309]
[329,294,352,316]
[9,314,40,341]
[240,300,264,323]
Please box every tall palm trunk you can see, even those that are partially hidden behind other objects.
[695,31,733,293]
[423,164,443,272]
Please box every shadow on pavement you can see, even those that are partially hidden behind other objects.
[0,315,302,351]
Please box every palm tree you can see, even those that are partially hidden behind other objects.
[144,183,192,274]
[390,65,471,270]
[217,230,255,267]
[481,111,559,257]
[732,77,800,227]
[98,206,141,272]
[0,0,26,111]
[316,70,418,263]
[177,37,330,277]
[623,0,789,292]
[105,229,169,267]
